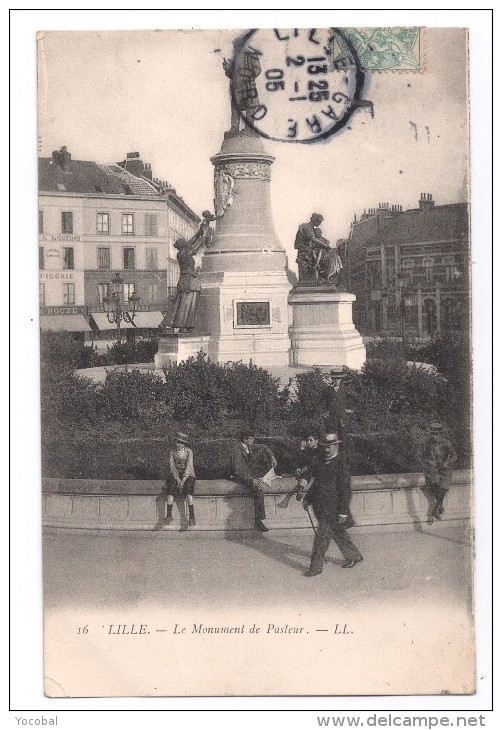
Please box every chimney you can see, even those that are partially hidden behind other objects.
[142,162,153,181]
[117,151,145,179]
[52,145,71,172]
[419,192,435,212]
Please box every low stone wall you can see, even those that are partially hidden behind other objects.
[42,471,472,532]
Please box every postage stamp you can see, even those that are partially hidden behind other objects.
[343,26,422,72]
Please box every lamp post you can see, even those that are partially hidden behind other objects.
[397,276,406,343]
[103,273,140,345]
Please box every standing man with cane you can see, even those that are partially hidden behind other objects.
[302,433,362,577]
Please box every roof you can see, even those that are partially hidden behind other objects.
[38,158,161,197]
[105,165,161,196]
[364,203,469,247]
[349,214,382,249]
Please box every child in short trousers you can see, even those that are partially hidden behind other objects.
[164,431,196,527]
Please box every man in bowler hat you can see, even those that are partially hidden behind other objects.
[320,368,350,439]
[420,422,457,522]
[303,432,363,576]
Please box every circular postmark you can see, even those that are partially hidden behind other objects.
[230,28,365,143]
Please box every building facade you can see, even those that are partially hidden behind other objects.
[342,194,470,339]
[38,148,199,341]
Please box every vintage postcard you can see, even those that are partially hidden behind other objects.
[37,24,476,698]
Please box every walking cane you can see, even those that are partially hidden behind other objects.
[306,505,327,564]
[306,504,317,536]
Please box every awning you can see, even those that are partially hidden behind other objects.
[130,311,164,328]
[90,312,136,330]
[91,311,164,330]
[40,315,92,333]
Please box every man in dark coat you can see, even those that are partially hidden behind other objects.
[420,422,457,521]
[303,432,363,576]
[231,430,275,532]
[320,368,349,439]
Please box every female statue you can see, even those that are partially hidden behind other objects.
[171,210,215,332]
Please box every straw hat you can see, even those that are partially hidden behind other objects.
[319,432,343,446]
[173,431,191,445]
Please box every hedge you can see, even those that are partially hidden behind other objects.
[39,336,472,478]
[41,427,460,481]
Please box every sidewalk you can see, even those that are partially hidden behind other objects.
[43,522,472,612]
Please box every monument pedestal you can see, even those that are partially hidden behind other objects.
[194,270,291,366]
[288,287,366,369]
[194,130,291,367]
[154,332,210,369]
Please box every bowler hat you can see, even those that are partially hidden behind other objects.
[319,432,343,446]
[174,431,191,445]
[238,429,255,441]
[330,368,347,379]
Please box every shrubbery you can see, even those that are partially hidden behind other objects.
[40,331,94,372]
[106,338,159,365]
[39,332,159,371]
[159,353,286,432]
[100,369,166,422]
[41,367,100,427]
[39,333,472,477]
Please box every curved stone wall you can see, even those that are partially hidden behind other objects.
[42,471,472,532]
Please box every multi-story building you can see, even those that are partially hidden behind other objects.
[342,194,470,338]
[38,147,199,342]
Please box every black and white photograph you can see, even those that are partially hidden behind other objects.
[9,9,493,711]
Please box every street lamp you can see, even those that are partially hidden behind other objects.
[397,276,407,342]
[103,273,140,344]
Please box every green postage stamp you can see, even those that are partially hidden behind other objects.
[343,27,422,71]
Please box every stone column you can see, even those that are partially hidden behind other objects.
[195,131,292,367]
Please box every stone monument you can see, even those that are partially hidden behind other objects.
[156,39,291,369]
[155,35,365,372]
[288,214,366,369]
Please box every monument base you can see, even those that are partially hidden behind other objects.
[288,287,366,370]
[193,270,291,367]
[154,332,210,369]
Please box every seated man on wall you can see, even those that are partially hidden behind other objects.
[231,430,277,533]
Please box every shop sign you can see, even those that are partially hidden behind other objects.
[40,306,87,315]
[40,235,81,242]
[40,272,75,280]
